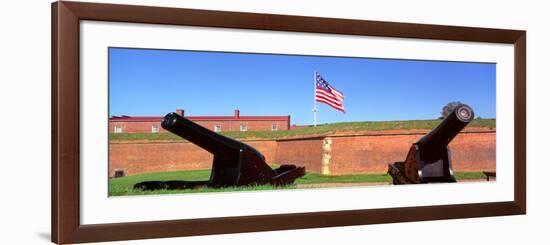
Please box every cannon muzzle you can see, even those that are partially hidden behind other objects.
[417,103,474,149]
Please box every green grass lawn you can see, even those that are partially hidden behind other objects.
[109,169,488,196]
[109,118,496,141]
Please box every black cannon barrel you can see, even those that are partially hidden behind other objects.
[417,103,474,149]
[161,112,248,155]
[132,111,303,190]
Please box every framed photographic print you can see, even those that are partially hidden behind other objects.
[52,1,526,244]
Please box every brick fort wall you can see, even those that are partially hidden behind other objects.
[110,140,278,176]
[328,131,496,174]
[109,131,496,176]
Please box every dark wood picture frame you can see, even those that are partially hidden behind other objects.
[51,1,526,244]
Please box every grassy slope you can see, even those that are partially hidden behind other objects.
[110,118,496,141]
[109,169,487,196]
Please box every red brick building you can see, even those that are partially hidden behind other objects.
[109,109,291,133]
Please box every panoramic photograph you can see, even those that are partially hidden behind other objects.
[108,47,496,196]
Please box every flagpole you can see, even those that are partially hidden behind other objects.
[313,71,318,127]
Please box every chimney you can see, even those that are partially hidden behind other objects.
[176,109,185,117]
[234,109,240,118]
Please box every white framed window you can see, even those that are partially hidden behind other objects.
[151,125,159,133]
[271,124,279,131]
[214,125,222,133]
[240,124,248,132]
[114,125,123,133]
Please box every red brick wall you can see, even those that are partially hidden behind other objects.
[110,141,210,175]
[447,132,496,171]
[274,137,324,173]
[109,131,496,177]
[327,132,496,174]
[109,119,289,133]
[110,140,277,176]
[329,134,418,174]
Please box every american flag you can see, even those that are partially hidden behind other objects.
[315,72,345,112]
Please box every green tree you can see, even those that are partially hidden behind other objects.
[440,101,463,119]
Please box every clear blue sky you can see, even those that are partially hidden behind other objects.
[109,47,495,125]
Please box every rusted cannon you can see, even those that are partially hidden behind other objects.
[134,112,305,190]
[388,103,474,184]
